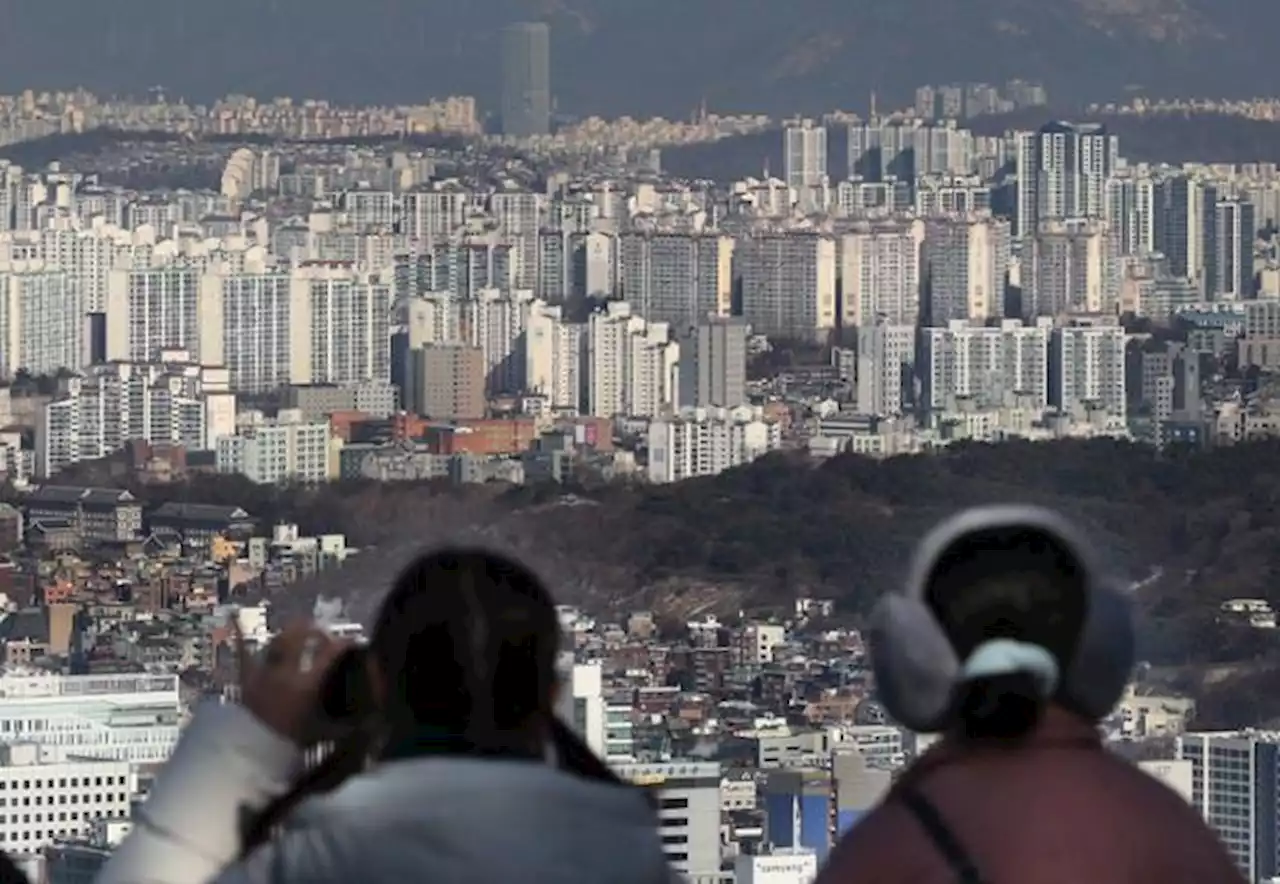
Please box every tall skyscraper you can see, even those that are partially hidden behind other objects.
[1211,197,1257,301]
[1015,121,1118,239]
[1178,731,1280,882]
[501,22,552,138]
[783,120,828,191]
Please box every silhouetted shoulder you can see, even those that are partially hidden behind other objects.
[817,801,938,884]
[1102,754,1246,882]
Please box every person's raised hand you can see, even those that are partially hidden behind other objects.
[232,617,349,745]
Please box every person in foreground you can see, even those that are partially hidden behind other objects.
[816,504,1245,884]
[96,548,676,884]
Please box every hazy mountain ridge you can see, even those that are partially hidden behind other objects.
[0,0,1274,121]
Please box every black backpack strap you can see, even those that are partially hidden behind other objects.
[897,784,988,884]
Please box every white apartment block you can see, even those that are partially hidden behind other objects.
[215,408,333,484]
[400,186,470,243]
[0,671,182,766]
[537,230,615,303]
[1051,323,1127,420]
[313,229,404,271]
[1104,172,1158,258]
[0,261,83,374]
[298,263,393,388]
[554,662,606,761]
[464,288,534,395]
[414,238,519,299]
[31,221,160,314]
[738,233,837,340]
[0,744,132,854]
[839,221,923,328]
[647,405,782,484]
[36,351,237,478]
[922,216,1010,323]
[104,266,215,364]
[586,301,678,419]
[107,262,393,394]
[404,294,461,349]
[618,232,734,329]
[923,318,1052,413]
[525,301,583,414]
[339,189,395,229]
[856,322,916,417]
[219,270,308,393]
[490,190,543,289]
[784,120,828,192]
[847,120,974,181]
[915,174,990,217]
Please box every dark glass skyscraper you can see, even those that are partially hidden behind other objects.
[501,22,551,138]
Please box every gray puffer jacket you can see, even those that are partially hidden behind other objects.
[96,701,678,884]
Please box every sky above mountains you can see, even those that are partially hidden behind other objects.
[0,0,1277,116]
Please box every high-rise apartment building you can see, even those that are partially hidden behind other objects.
[1016,121,1117,239]
[618,232,733,328]
[214,408,333,484]
[104,267,213,364]
[406,344,486,420]
[922,216,1010,323]
[214,263,393,392]
[738,233,837,340]
[1025,221,1109,316]
[0,262,83,374]
[463,288,534,395]
[847,119,973,182]
[1212,198,1257,301]
[525,301,583,414]
[219,270,303,394]
[412,239,520,299]
[35,222,156,314]
[647,406,781,484]
[299,263,393,387]
[677,316,748,409]
[586,301,678,419]
[784,120,828,192]
[501,22,552,138]
[37,352,236,478]
[400,186,470,243]
[1153,174,1209,286]
[855,321,915,417]
[537,230,615,303]
[839,220,924,328]
[1049,320,1127,420]
[1177,731,1280,881]
[1104,171,1158,258]
[922,318,1052,414]
[914,174,991,217]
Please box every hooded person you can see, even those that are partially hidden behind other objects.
[95,548,677,884]
[816,505,1244,884]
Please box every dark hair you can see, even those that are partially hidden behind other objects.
[924,526,1088,740]
[240,547,621,855]
[0,852,26,884]
[369,548,558,741]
